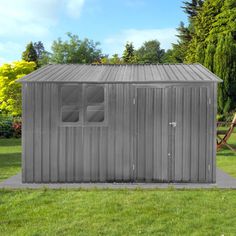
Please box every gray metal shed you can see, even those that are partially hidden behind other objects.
[19,64,222,183]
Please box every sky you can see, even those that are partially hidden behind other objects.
[0,0,188,64]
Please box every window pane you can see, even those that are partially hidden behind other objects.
[86,85,104,103]
[86,105,104,122]
[61,86,81,105]
[62,110,79,122]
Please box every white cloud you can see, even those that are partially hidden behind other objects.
[0,0,85,38]
[0,0,86,63]
[66,0,85,19]
[103,28,177,56]
[0,0,59,38]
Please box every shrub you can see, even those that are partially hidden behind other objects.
[0,115,21,138]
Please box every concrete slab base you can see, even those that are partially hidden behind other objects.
[0,168,236,189]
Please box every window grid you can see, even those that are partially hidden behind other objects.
[60,84,106,126]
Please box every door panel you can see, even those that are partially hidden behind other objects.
[173,86,209,182]
[136,87,170,182]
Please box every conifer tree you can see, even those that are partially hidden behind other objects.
[122,42,136,63]
[22,42,38,64]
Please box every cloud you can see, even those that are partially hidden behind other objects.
[66,0,85,19]
[0,0,86,64]
[0,0,85,38]
[103,28,177,56]
[0,0,59,38]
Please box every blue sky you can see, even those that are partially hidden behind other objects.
[0,0,187,64]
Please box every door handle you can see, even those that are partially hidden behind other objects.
[169,122,177,127]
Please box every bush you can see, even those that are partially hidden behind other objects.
[0,115,21,138]
[217,110,236,124]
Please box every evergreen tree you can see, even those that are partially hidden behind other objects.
[33,41,50,67]
[122,42,136,63]
[182,0,204,18]
[22,42,38,64]
[186,0,236,112]
[214,34,236,113]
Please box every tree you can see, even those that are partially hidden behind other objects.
[50,33,102,64]
[214,34,236,113]
[22,41,49,67]
[122,42,136,63]
[33,41,50,67]
[110,54,122,64]
[135,40,165,64]
[182,0,204,18]
[185,0,236,112]
[22,42,38,64]
[0,61,36,116]
[166,1,205,64]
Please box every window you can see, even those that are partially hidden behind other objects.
[86,85,104,103]
[85,85,104,123]
[60,84,105,125]
[61,85,81,123]
[86,105,104,122]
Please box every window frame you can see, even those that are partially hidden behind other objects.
[59,83,108,127]
[83,84,106,125]
[59,84,82,126]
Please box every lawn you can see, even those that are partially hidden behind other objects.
[217,131,236,177]
[0,138,21,182]
[0,189,236,235]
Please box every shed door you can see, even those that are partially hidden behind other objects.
[136,87,172,182]
[136,86,210,182]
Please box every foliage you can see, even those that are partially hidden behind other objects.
[22,42,38,63]
[0,61,36,116]
[12,119,21,138]
[170,0,236,114]
[22,41,49,67]
[0,115,21,138]
[135,40,165,63]
[50,33,102,64]
[0,138,21,182]
[100,54,123,64]
[110,54,122,64]
[122,42,137,63]
[182,0,204,18]
[0,115,13,138]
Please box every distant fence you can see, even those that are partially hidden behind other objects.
[0,114,21,138]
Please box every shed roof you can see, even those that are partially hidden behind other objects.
[18,64,222,83]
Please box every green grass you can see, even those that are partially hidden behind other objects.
[0,138,21,182]
[0,189,236,235]
[216,130,236,177]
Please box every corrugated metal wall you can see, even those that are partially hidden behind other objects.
[22,82,216,183]
[22,83,135,182]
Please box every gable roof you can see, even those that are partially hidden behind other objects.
[18,63,222,83]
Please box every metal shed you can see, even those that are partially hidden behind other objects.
[18,64,222,183]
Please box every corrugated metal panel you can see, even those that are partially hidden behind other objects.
[22,83,136,182]
[22,82,216,183]
[18,64,222,83]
